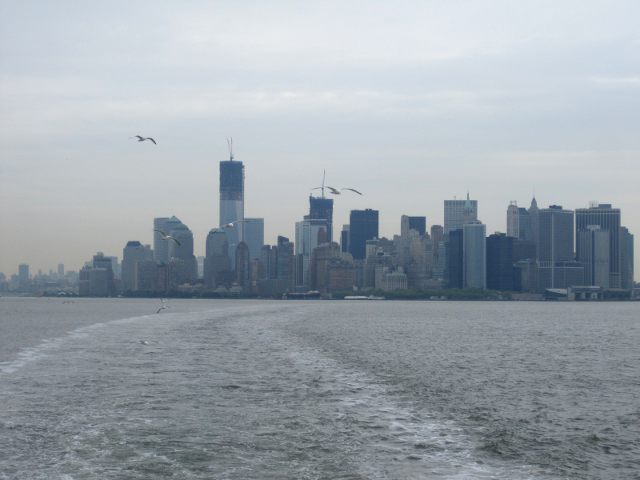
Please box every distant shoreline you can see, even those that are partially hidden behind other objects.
[5,290,636,302]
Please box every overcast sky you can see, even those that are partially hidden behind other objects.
[1,0,639,275]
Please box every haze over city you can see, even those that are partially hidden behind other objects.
[1,0,639,275]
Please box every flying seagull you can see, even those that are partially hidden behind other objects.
[130,135,157,145]
[156,298,168,314]
[325,186,341,195]
[153,229,181,246]
[341,188,363,195]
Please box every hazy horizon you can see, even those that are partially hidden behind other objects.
[1,1,639,275]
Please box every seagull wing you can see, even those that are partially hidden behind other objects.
[342,188,363,195]
[154,229,168,238]
[147,137,157,145]
[327,186,341,195]
[168,236,182,246]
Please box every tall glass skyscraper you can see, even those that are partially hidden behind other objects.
[220,156,245,268]
[219,159,244,228]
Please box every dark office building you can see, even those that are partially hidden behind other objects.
[576,204,621,288]
[409,217,426,236]
[513,239,536,262]
[235,241,250,290]
[401,215,427,237]
[620,226,634,290]
[349,209,379,260]
[276,236,294,288]
[446,229,464,289]
[486,233,515,291]
[340,225,350,253]
[309,196,334,242]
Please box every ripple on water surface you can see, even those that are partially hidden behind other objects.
[0,300,639,479]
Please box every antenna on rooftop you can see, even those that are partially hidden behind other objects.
[227,137,234,161]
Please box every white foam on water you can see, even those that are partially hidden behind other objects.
[0,307,241,376]
[284,342,548,480]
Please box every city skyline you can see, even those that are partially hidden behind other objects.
[0,159,637,276]
[2,1,640,274]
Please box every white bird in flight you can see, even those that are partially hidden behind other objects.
[130,135,157,145]
[153,229,181,246]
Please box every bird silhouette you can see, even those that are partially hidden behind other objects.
[341,188,363,195]
[153,229,181,246]
[130,135,157,145]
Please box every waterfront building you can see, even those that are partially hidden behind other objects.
[122,241,146,291]
[259,245,277,280]
[153,216,183,264]
[395,227,432,290]
[444,194,477,235]
[364,243,394,289]
[374,266,409,291]
[576,226,610,288]
[486,233,515,291]
[168,220,197,283]
[528,197,540,251]
[349,209,379,260]
[243,218,264,261]
[309,196,334,242]
[219,157,244,229]
[575,203,622,288]
[620,226,634,290]
[446,229,464,289]
[18,264,29,288]
[310,242,355,293]
[463,222,486,289]
[514,259,538,293]
[78,266,111,297]
[235,241,250,291]
[204,228,232,288]
[537,205,575,289]
[430,225,445,279]
[57,264,64,278]
[220,154,245,264]
[134,260,162,292]
[276,236,294,289]
[513,239,537,262]
[295,217,329,289]
[196,256,205,278]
